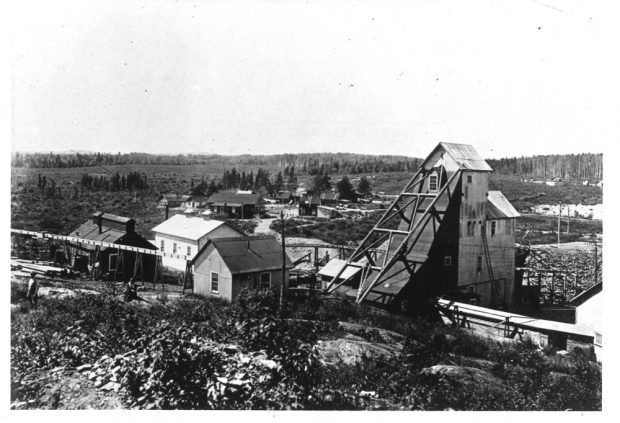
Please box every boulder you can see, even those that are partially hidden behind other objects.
[316,338,402,366]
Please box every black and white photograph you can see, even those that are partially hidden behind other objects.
[5,0,615,415]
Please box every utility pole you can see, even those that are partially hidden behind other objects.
[557,202,562,245]
[279,211,286,315]
[566,205,570,234]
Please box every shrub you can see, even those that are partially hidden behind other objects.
[118,321,224,409]
[235,287,280,318]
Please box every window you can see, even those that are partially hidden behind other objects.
[160,240,165,252]
[443,256,452,266]
[491,220,497,237]
[467,221,473,236]
[173,243,177,254]
[476,256,483,272]
[260,272,271,289]
[429,174,438,192]
[211,272,219,293]
[109,254,118,271]
[467,175,472,184]
[187,246,191,256]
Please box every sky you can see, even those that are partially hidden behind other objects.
[9,0,618,159]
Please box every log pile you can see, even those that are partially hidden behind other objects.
[521,242,602,304]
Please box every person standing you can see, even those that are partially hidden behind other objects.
[124,278,138,302]
[26,272,39,309]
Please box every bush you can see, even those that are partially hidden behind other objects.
[118,321,224,409]
[10,282,602,410]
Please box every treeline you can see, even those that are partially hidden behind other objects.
[80,171,148,191]
[487,154,603,180]
[11,151,419,174]
[12,151,603,180]
[220,167,298,194]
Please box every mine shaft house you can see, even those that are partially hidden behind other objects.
[207,192,265,219]
[151,214,243,271]
[329,142,520,311]
[68,212,157,281]
[191,235,294,302]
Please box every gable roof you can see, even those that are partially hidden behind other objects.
[320,192,340,201]
[487,191,520,219]
[423,142,493,172]
[300,195,321,205]
[275,191,293,200]
[69,222,156,251]
[70,222,126,246]
[193,236,294,273]
[186,195,209,202]
[151,215,230,241]
[207,192,265,206]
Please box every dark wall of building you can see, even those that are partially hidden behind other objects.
[400,178,462,302]
[210,204,258,219]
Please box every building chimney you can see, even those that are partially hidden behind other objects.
[165,204,169,220]
[126,219,135,233]
[97,215,102,234]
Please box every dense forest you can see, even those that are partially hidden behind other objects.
[11,152,420,175]
[486,154,603,180]
[12,151,602,180]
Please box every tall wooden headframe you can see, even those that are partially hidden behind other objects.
[325,164,462,304]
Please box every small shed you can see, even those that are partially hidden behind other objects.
[320,192,340,207]
[182,195,209,209]
[317,258,362,290]
[158,194,183,208]
[274,191,294,204]
[299,195,320,216]
[191,236,294,302]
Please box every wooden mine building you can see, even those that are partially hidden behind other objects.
[68,212,157,281]
[326,142,520,312]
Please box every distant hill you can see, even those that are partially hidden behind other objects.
[11,151,602,180]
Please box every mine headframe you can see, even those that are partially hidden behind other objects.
[325,164,462,305]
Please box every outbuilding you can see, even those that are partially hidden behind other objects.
[299,195,320,216]
[191,236,294,302]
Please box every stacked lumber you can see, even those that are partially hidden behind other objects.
[10,259,78,278]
